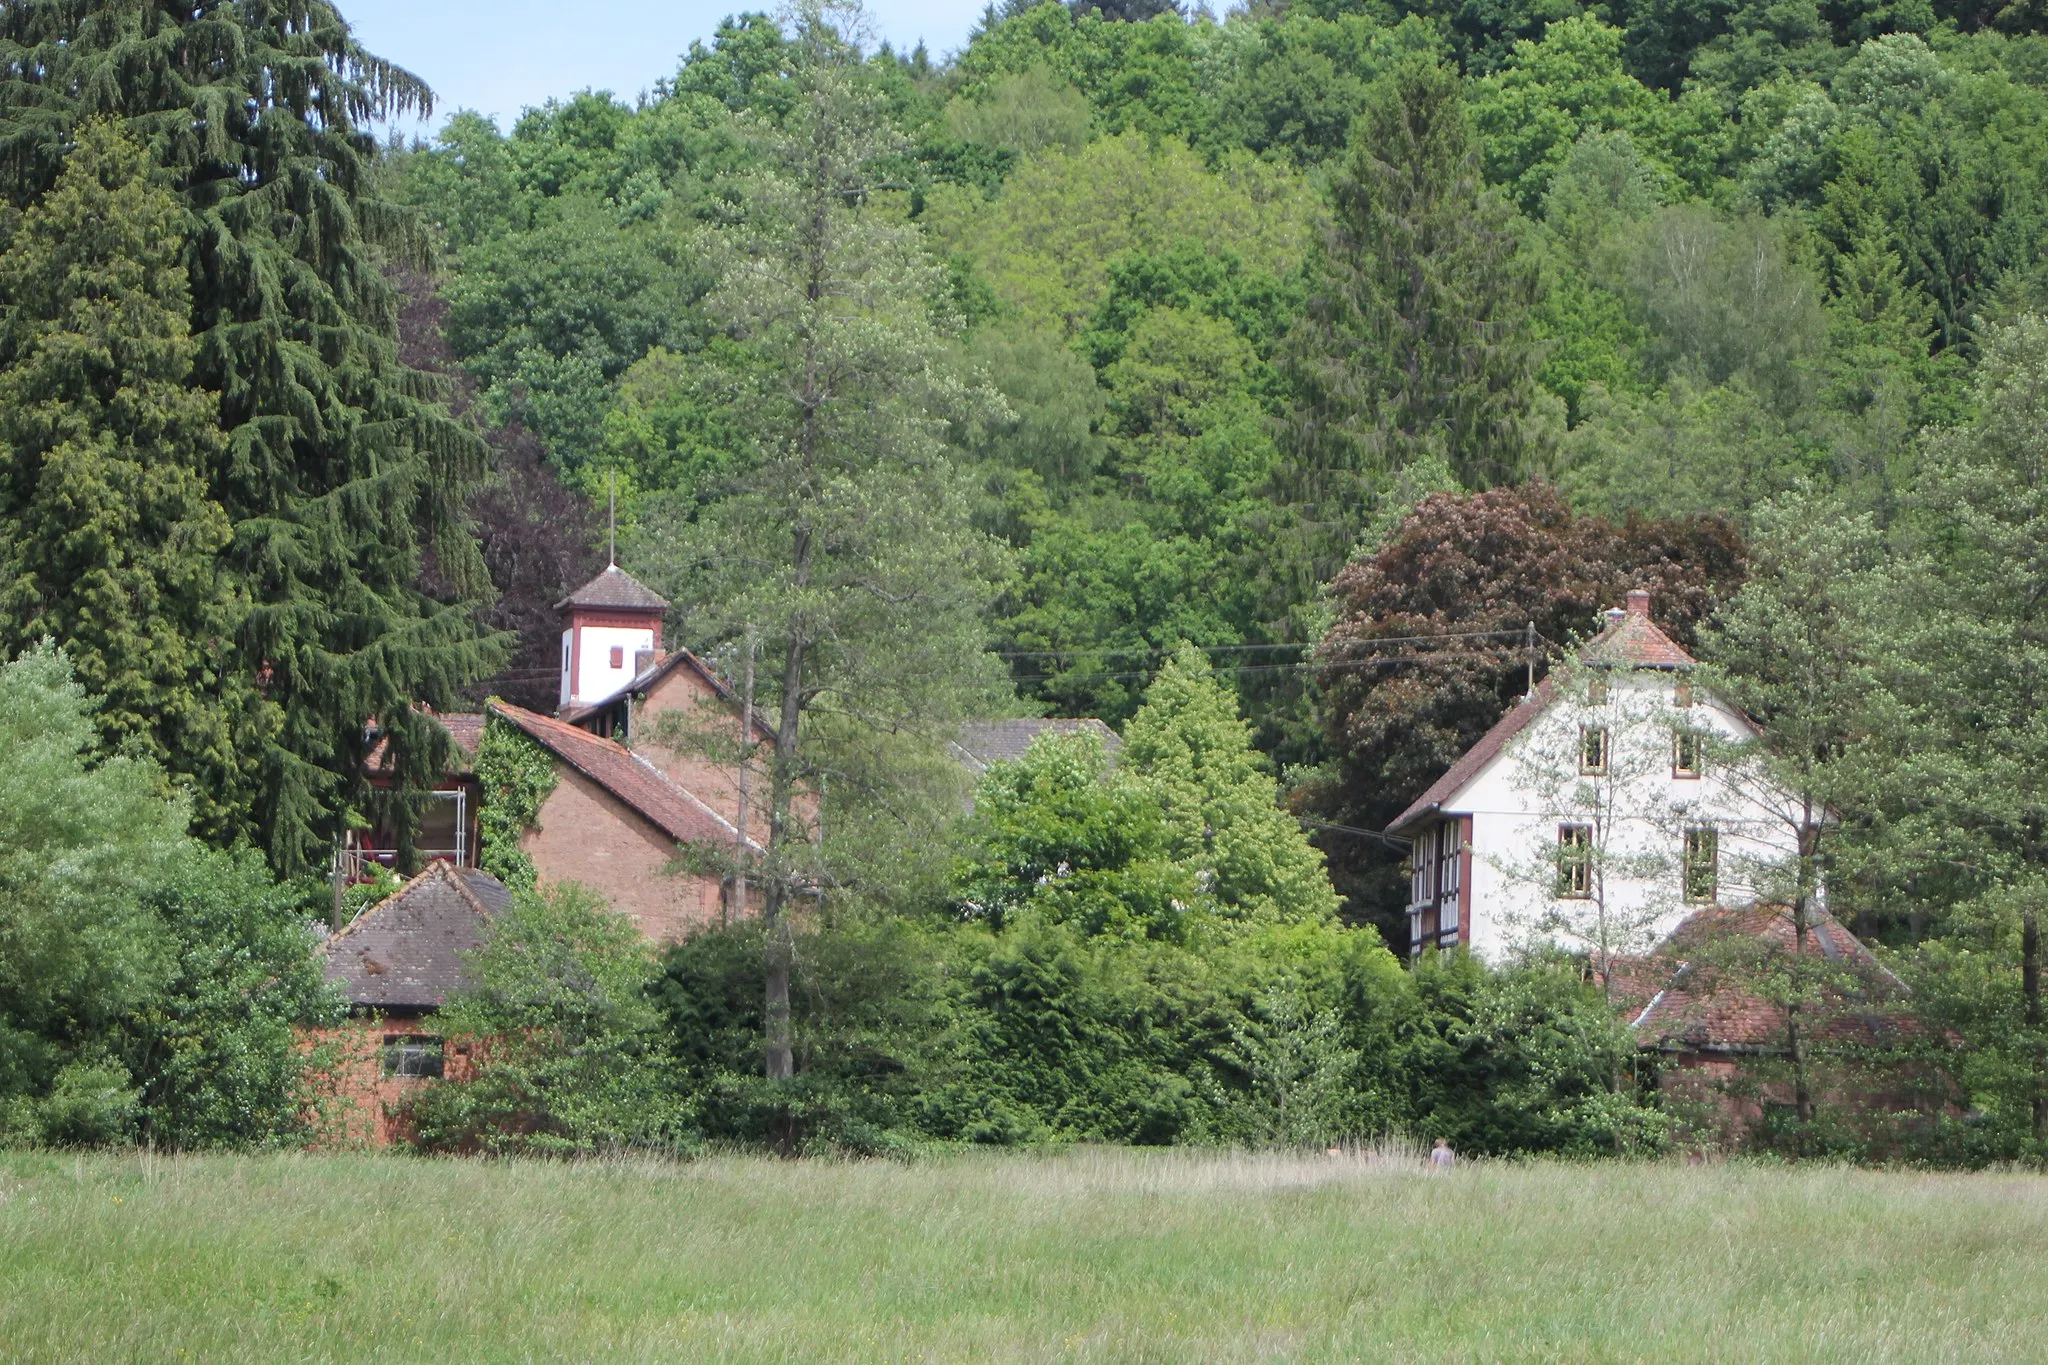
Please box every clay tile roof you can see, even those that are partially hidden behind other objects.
[1387,677,1556,836]
[552,565,668,613]
[487,701,753,850]
[1582,604,1696,670]
[1623,905,1909,1053]
[322,862,512,1010]
[953,718,1123,772]
[366,709,486,776]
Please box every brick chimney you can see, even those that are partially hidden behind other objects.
[1625,589,1651,618]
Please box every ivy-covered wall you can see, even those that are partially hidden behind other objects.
[474,715,559,891]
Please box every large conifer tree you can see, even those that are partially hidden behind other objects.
[0,1,504,871]
[0,119,258,840]
[1277,58,1542,585]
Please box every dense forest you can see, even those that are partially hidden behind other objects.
[7,0,2048,1159]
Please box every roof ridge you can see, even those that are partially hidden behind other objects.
[322,860,473,951]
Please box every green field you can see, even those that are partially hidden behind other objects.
[3,1147,2044,1363]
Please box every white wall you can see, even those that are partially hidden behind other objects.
[563,623,657,707]
[1453,672,1812,963]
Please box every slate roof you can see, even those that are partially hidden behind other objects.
[322,862,512,1011]
[552,565,668,613]
[488,700,757,850]
[953,718,1123,773]
[1386,592,1696,836]
[1614,904,1909,1054]
[365,709,484,776]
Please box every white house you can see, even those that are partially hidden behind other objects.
[1387,590,1815,966]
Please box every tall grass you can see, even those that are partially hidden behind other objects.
[3,1146,2044,1362]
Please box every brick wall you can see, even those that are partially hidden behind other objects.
[522,765,726,942]
[633,665,814,844]
[303,1010,476,1148]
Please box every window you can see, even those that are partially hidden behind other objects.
[381,1035,444,1080]
[1674,680,1694,708]
[1556,824,1593,898]
[1580,726,1609,774]
[1673,731,1704,778]
[609,645,625,669]
[1587,675,1610,706]
[1683,826,1719,903]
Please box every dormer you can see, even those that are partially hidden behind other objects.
[554,566,668,711]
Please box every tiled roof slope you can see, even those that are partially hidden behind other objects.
[1617,905,1908,1053]
[488,701,754,850]
[366,709,484,775]
[553,565,668,613]
[1386,592,1694,835]
[954,718,1123,772]
[1387,677,1556,835]
[322,862,511,1010]
[1582,594,1697,670]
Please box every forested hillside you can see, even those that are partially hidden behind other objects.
[381,0,2048,931]
[8,0,2048,1160]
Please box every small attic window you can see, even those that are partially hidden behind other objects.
[1580,726,1608,775]
[1587,675,1609,706]
[1673,731,1704,778]
[609,645,624,669]
[1675,680,1694,708]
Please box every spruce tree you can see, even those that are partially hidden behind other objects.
[1277,58,1542,583]
[1123,643,1338,926]
[0,1,504,872]
[0,119,258,839]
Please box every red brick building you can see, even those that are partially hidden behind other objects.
[310,861,509,1146]
[340,564,783,945]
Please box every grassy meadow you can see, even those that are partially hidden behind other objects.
[2,1146,2044,1363]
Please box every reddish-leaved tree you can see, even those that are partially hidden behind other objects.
[1308,482,1746,946]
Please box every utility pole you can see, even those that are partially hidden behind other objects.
[731,627,755,926]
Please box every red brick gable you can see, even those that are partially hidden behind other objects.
[487,701,757,851]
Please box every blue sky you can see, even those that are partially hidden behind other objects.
[343,1,981,136]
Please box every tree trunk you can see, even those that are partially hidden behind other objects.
[762,525,812,1084]
[1788,820,1818,1127]
[2026,907,2044,1142]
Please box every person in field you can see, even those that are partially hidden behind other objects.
[1431,1138,1456,1170]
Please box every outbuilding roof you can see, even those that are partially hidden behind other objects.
[487,700,757,851]
[952,717,1123,773]
[552,565,668,613]
[322,862,512,1011]
[557,645,776,743]
[1616,904,1908,1054]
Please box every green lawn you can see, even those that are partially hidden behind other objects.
[2,1147,2043,1362]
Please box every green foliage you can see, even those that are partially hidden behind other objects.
[1396,951,1667,1155]
[956,731,1196,941]
[0,0,507,874]
[0,643,334,1148]
[473,716,559,893]
[921,132,1316,335]
[411,882,682,1155]
[1122,644,1340,925]
[1277,56,1544,579]
[0,119,256,841]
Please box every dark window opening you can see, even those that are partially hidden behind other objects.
[1557,824,1593,898]
[382,1035,444,1080]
